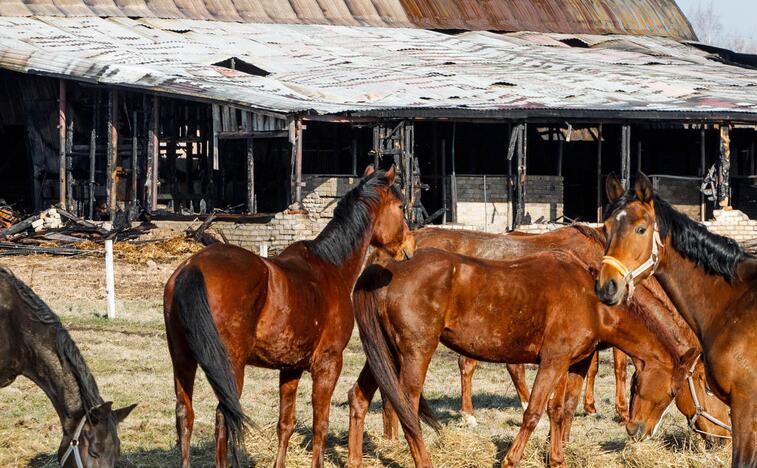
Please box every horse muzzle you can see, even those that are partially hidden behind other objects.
[595,278,623,306]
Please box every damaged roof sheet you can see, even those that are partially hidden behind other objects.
[0,16,754,120]
[0,0,696,40]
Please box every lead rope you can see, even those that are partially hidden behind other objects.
[601,224,663,302]
[686,355,732,439]
[60,414,87,468]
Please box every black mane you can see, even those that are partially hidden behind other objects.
[308,170,402,265]
[0,267,103,411]
[605,194,749,281]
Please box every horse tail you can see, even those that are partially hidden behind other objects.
[352,275,440,439]
[172,265,251,466]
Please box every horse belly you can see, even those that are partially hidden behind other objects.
[247,304,323,369]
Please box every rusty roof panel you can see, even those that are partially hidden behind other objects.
[0,0,696,39]
[0,17,752,120]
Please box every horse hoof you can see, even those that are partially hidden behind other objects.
[463,413,478,427]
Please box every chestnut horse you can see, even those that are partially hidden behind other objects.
[164,166,415,467]
[382,225,729,445]
[597,174,755,467]
[348,248,697,467]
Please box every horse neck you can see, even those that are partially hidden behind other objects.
[22,333,87,435]
[311,217,375,287]
[654,240,742,341]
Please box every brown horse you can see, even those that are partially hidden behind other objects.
[348,248,697,468]
[597,174,756,467]
[394,225,729,444]
[163,166,415,468]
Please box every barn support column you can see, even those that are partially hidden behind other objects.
[290,119,304,205]
[719,125,731,209]
[621,124,631,190]
[450,123,458,223]
[507,122,526,229]
[441,136,447,224]
[88,92,98,219]
[58,80,67,208]
[700,127,706,221]
[131,110,139,218]
[106,90,119,220]
[146,96,160,212]
[596,124,603,222]
[246,138,255,213]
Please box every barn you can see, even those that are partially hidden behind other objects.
[0,0,756,250]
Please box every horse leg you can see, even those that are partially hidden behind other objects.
[507,364,530,410]
[310,353,343,468]
[501,357,570,468]
[348,365,380,468]
[561,357,592,444]
[173,360,197,468]
[275,369,304,468]
[613,349,630,423]
[546,373,569,468]
[459,356,477,416]
[730,395,757,467]
[381,391,398,440]
[583,351,598,415]
[398,353,434,468]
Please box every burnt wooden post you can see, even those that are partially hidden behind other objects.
[66,102,74,213]
[719,125,731,208]
[131,110,138,216]
[596,124,603,222]
[351,138,357,175]
[621,125,631,190]
[450,123,458,223]
[58,80,67,208]
[372,126,380,168]
[246,138,255,213]
[211,104,220,171]
[146,96,160,212]
[167,102,178,211]
[700,127,706,221]
[557,127,563,177]
[88,93,98,219]
[106,90,119,220]
[293,120,304,205]
[516,123,527,227]
[441,137,447,224]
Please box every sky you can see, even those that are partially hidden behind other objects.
[675,0,756,42]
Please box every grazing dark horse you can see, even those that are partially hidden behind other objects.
[348,248,697,468]
[164,166,415,468]
[0,267,135,467]
[597,174,755,467]
[380,225,729,444]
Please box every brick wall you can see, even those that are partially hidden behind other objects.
[451,175,563,232]
[704,209,757,242]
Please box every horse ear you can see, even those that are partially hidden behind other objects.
[89,401,113,424]
[634,173,653,203]
[362,164,375,178]
[605,174,625,203]
[113,404,137,424]
[385,165,397,184]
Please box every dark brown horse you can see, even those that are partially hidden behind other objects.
[163,166,415,467]
[394,225,729,445]
[0,266,135,467]
[348,248,697,467]
[597,174,755,467]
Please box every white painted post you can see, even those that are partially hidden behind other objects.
[105,239,116,319]
[259,244,268,258]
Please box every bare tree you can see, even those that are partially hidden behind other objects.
[686,0,757,53]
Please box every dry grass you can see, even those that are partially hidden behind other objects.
[0,254,732,467]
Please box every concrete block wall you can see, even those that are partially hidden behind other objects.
[653,177,701,220]
[704,209,757,243]
[452,175,563,231]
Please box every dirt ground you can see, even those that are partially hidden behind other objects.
[0,251,731,467]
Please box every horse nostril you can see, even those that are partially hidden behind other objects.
[626,421,645,440]
[606,279,617,296]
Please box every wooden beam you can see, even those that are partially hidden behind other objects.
[621,125,631,190]
[700,127,706,221]
[131,110,138,217]
[515,123,527,228]
[294,120,303,204]
[211,104,220,170]
[88,92,98,220]
[106,90,119,220]
[218,130,288,140]
[146,96,159,212]
[450,123,458,223]
[246,138,255,213]
[441,137,447,224]
[719,125,731,209]
[58,80,66,208]
[596,124,603,222]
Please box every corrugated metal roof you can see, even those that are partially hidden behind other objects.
[0,0,696,40]
[0,17,754,119]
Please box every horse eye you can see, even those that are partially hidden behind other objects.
[635,226,647,235]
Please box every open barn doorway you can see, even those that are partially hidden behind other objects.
[0,125,33,213]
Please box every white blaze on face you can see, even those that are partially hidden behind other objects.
[615,210,628,222]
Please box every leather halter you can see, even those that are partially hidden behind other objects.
[686,354,732,439]
[601,223,663,301]
[60,414,87,468]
